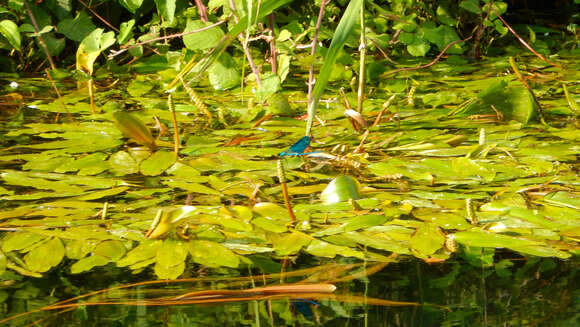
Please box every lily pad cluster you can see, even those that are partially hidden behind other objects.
[0,56,579,280]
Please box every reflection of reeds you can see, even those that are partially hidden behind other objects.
[2,260,447,325]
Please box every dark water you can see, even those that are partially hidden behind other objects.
[2,255,579,326]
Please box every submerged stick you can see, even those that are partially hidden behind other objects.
[277,159,296,222]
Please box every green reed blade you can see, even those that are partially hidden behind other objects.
[306,0,363,136]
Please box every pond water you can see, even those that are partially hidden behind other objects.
[1,53,579,325]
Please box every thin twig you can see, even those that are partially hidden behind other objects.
[381,36,473,77]
[23,0,55,70]
[307,0,328,106]
[277,160,296,222]
[45,69,75,123]
[492,8,560,68]
[508,57,547,124]
[108,19,229,59]
[78,0,119,32]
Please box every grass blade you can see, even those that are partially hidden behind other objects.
[306,0,363,136]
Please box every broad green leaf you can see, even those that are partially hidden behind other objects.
[407,42,431,57]
[113,112,155,147]
[76,28,115,75]
[183,19,224,50]
[544,192,580,210]
[56,11,96,42]
[119,0,144,13]
[207,52,240,90]
[256,74,281,103]
[188,240,239,268]
[94,240,126,261]
[0,19,20,50]
[140,151,176,176]
[410,223,445,256]
[118,20,135,45]
[305,239,364,259]
[155,239,188,279]
[24,237,65,273]
[154,0,176,24]
[252,217,287,233]
[1,232,46,252]
[459,0,482,14]
[270,232,311,255]
[109,151,139,175]
[70,255,109,274]
[117,240,162,267]
[320,175,361,204]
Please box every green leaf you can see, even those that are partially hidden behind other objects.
[56,11,96,42]
[118,20,135,45]
[70,255,109,274]
[113,112,156,147]
[117,240,162,267]
[410,223,445,256]
[207,52,240,90]
[256,74,281,103]
[154,0,176,24]
[76,28,115,75]
[183,19,225,50]
[306,0,362,135]
[459,0,482,14]
[24,238,65,273]
[305,239,364,259]
[407,42,431,57]
[155,239,188,279]
[119,0,144,13]
[140,151,176,176]
[188,240,239,268]
[94,240,126,261]
[320,175,361,204]
[2,232,47,252]
[0,249,6,275]
[109,151,139,175]
[0,19,20,50]
[271,232,311,255]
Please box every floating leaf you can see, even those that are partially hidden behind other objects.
[410,223,445,256]
[140,151,176,176]
[321,175,361,204]
[24,238,65,273]
[155,239,188,279]
[270,232,312,256]
[94,240,126,261]
[305,239,365,259]
[112,112,156,148]
[70,255,110,274]
[188,240,239,268]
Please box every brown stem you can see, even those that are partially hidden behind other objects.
[307,0,328,106]
[109,19,229,59]
[195,0,209,22]
[268,13,277,74]
[382,35,473,77]
[23,0,56,70]
[78,0,119,32]
[277,160,296,222]
[492,8,560,68]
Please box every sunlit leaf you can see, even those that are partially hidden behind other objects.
[188,240,239,268]
[24,237,65,273]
